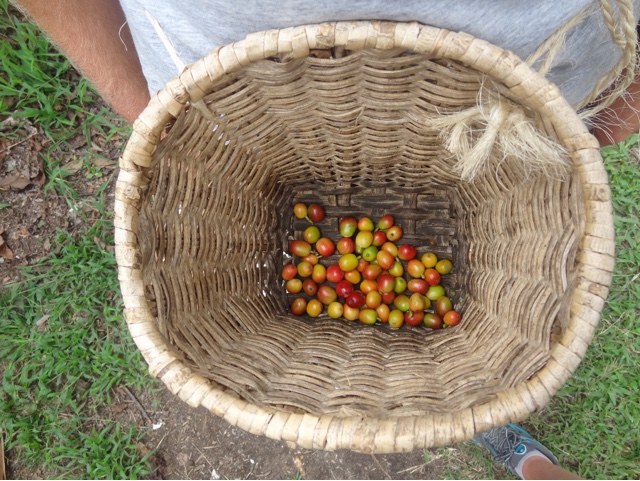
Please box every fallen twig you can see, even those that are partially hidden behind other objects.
[1,428,6,480]
[0,131,37,155]
[119,386,153,425]
[371,454,392,480]
[396,463,425,475]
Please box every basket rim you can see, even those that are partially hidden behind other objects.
[113,20,614,453]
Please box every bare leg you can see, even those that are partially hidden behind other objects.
[12,0,150,123]
[522,456,583,480]
[592,73,640,146]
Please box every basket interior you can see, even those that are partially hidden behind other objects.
[138,49,583,417]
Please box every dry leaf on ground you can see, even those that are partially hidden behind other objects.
[91,157,115,168]
[0,234,13,260]
[0,173,31,190]
[61,159,83,175]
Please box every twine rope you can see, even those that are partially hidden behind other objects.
[525,4,595,78]
[145,10,214,120]
[428,0,638,181]
[580,0,638,117]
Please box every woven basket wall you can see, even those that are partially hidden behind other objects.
[114,21,614,453]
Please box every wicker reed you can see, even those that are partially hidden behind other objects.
[114,22,614,453]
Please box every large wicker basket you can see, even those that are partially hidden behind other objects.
[114,22,614,453]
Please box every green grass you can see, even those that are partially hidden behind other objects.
[0,219,155,479]
[525,135,640,480]
[0,0,129,203]
[0,1,126,140]
[0,2,153,477]
[423,444,512,480]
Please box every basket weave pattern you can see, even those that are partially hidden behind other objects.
[115,22,614,452]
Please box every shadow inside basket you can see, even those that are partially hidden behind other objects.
[136,48,583,418]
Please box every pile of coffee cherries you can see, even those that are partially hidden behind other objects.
[283,203,461,329]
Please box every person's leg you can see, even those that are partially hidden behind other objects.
[473,423,583,480]
[12,0,150,123]
[521,455,582,480]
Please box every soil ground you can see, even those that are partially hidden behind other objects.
[131,384,447,480]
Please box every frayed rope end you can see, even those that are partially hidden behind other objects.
[425,98,571,182]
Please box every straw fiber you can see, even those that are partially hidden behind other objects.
[115,22,614,452]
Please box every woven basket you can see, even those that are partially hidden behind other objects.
[114,21,614,453]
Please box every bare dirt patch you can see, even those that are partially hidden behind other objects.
[0,122,68,284]
[119,384,445,480]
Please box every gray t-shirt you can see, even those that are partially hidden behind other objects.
[118,0,640,108]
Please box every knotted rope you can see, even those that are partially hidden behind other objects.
[426,0,637,181]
